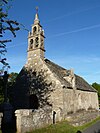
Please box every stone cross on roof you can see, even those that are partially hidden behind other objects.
[36,6,39,13]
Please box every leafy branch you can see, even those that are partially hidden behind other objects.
[0,0,20,71]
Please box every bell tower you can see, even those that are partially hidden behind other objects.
[27,8,45,64]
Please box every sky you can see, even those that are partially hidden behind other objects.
[1,0,100,84]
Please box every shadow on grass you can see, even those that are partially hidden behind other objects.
[76,130,82,133]
[94,129,100,133]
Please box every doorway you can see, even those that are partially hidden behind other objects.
[29,94,39,109]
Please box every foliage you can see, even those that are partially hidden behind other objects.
[8,72,18,87]
[0,72,18,104]
[7,72,18,103]
[92,82,100,103]
[0,0,20,71]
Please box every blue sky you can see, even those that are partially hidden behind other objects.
[2,0,100,84]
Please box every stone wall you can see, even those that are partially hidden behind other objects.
[76,90,99,111]
[63,88,99,116]
[15,107,52,133]
[63,89,75,115]
[49,84,64,122]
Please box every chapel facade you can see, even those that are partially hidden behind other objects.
[13,10,99,126]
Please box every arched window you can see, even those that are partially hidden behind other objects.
[29,94,39,109]
[29,39,33,49]
[41,39,43,46]
[35,37,39,43]
[33,26,37,34]
[35,37,39,47]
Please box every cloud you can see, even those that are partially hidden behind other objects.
[7,42,27,49]
[83,72,100,84]
[49,24,100,38]
[52,55,100,65]
[44,5,100,23]
[8,56,26,66]
[7,56,26,73]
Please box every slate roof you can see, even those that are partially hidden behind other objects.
[45,59,72,88]
[75,74,96,92]
[44,58,97,92]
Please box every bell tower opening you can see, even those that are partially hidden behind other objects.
[33,26,37,33]
[29,39,33,49]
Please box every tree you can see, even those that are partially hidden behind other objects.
[0,0,20,71]
[7,72,18,103]
[92,82,100,105]
[8,72,18,87]
[0,72,18,104]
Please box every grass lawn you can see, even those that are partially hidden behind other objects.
[26,116,100,133]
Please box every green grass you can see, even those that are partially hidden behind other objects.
[26,116,100,133]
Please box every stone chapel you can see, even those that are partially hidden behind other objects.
[13,10,99,132]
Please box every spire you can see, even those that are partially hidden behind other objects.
[34,7,40,24]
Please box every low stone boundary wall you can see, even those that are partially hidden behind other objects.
[15,107,52,133]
